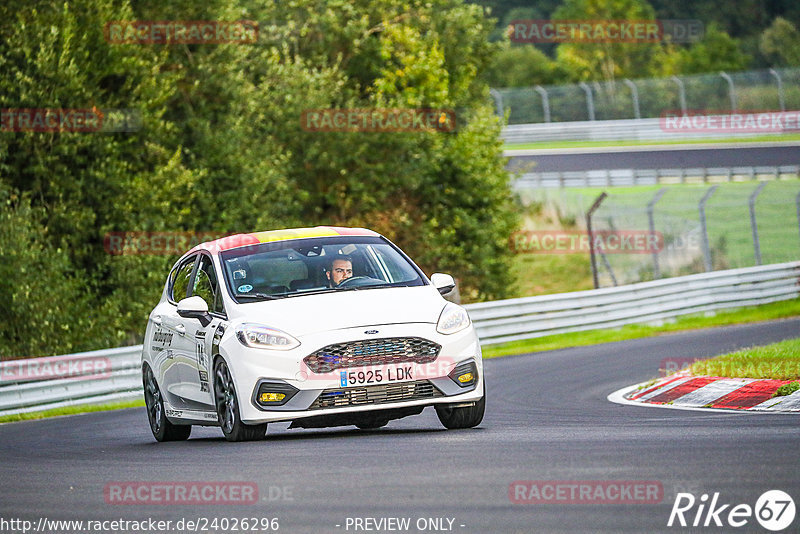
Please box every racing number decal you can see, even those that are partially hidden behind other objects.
[195,329,210,393]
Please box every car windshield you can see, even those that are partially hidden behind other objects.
[219,236,425,301]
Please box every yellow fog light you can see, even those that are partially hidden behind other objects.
[457,372,474,384]
[448,361,477,388]
[260,392,286,403]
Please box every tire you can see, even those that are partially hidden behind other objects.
[214,359,267,442]
[143,365,191,442]
[435,382,485,430]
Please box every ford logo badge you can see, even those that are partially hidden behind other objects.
[364,330,379,334]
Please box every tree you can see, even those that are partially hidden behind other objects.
[0,187,104,357]
[0,0,520,355]
[482,45,568,87]
[666,22,750,75]
[236,0,519,301]
[0,0,202,354]
[552,0,664,82]
[760,17,800,67]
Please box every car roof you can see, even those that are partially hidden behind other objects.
[190,226,380,255]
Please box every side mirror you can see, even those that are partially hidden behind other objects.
[177,296,211,326]
[431,273,456,295]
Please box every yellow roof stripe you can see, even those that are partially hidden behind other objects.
[252,227,348,243]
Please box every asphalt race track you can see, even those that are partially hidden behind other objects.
[506,143,800,173]
[1,319,799,533]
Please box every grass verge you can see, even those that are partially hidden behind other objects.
[511,253,594,296]
[481,298,800,359]
[0,398,144,424]
[503,134,800,151]
[686,338,800,380]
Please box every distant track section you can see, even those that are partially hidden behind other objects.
[506,143,800,173]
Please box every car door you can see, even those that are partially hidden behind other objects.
[156,253,201,403]
[179,252,226,408]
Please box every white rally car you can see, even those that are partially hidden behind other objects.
[142,226,484,441]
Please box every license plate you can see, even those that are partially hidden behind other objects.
[340,365,413,387]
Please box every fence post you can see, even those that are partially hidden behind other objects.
[699,185,718,272]
[720,72,737,111]
[578,82,595,121]
[534,85,550,123]
[769,68,785,112]
[647,187,668,279]
[587,192,608,289]
[599,248,618,287]
[796,190,800,252]
[489,88,504,118]
[623,79,641,119]
[671,76,687,115]
[749,182,767,265]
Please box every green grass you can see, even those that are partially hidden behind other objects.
[774,381,800,396]
[687,338,800,380]
[0,398,144,424]
[511,181,800,298]
[511,253,594,296]
[503,133,800,151]
[481,298,800,359]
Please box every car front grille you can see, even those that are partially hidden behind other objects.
[309,380,443,410]
[303,337,441,373]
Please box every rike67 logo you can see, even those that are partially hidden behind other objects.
[668,490,795,531]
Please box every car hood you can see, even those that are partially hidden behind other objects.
[228,285,447,337]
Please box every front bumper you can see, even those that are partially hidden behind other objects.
[219,322,483,424]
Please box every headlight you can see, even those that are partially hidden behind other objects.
[436,303,471,335]
[235,323,300,350]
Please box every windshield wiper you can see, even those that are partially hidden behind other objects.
[335,283,396,291]
[235,292,284,301]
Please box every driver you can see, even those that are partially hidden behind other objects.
[326,255,354,287]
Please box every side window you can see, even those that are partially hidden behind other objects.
[171,256,196,303]
[192,255,223,314]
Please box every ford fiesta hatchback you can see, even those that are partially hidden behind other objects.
[142,226,485,441]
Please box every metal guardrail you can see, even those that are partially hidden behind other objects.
[0,346,142,417]
[501,116,800,144]
[513,166,800,189]
[1,261,798,415]
[465,261,800,345]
